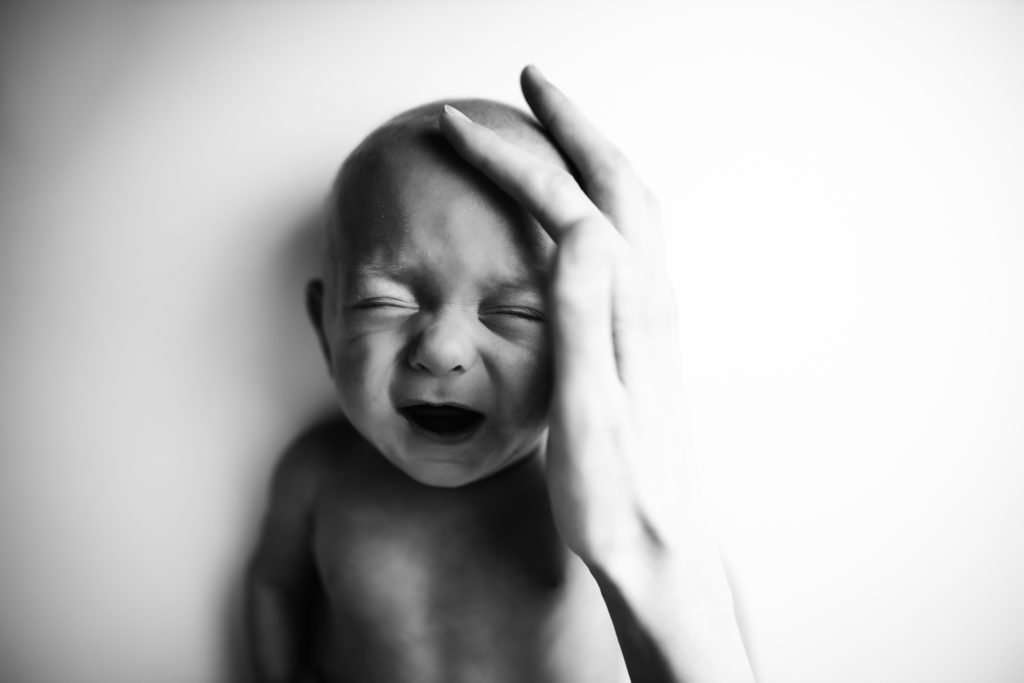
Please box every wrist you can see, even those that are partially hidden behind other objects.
[586,523,740,635]
[586,535,756,683]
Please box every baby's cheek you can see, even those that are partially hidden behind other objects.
[333,335,397,412]
[499,342,552,424]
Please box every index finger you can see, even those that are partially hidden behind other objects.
[439,104,623,386]
[438,104,613,243]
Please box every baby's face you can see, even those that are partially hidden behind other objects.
[320,132,554,487]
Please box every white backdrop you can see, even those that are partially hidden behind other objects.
[2,2,1022,682]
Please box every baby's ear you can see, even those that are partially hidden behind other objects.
[305,279,332,370]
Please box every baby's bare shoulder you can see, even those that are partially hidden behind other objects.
[251,416,367,578]
[268,415,365,505]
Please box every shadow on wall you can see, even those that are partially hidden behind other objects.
[218,205,341,683]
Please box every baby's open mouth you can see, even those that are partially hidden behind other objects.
[398,403,485,438]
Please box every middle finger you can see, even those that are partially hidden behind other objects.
[439,104,613,243]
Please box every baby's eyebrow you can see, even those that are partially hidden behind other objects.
[349,263,545,299]
[352,263,413,280]
[488,275,546,299]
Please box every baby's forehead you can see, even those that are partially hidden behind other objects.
[339,102,564,211]
[329,99,566,274]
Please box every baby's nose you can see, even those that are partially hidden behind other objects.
[407,308,479,376]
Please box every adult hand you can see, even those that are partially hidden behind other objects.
[440,65,694,567]
[440,66,755,683]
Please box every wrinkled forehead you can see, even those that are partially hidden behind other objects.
[333,139,557,290]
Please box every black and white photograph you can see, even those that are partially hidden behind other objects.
[1,2,1021,682]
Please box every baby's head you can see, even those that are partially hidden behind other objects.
[308,99,568,487]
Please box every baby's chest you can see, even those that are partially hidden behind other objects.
[309,503,627,682]
[312,503,559,626]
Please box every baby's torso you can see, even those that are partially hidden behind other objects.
[306,432,628,683]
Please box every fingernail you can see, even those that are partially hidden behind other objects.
[443,104,471,122]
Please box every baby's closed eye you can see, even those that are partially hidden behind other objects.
[350,297,417,310]
[479,305,546,322]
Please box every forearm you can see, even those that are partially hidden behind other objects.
[587,535,756,683]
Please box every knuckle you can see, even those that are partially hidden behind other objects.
[551,234,619,313]
[551,273,600,322]
[550,267,592,311]
[592,156,634,193]
[533,168,578,203]
[561,220,618,265]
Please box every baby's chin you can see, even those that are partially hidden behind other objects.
[397,460,490,488]
[382,441,541,489]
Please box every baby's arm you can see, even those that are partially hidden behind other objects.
[246,433,326,683]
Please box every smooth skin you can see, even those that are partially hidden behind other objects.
[438,66,756,682]
[248,96,629,682]
[246,66,756,683]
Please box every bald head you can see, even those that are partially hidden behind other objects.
[335,98,569,201]
[320,99,569,314]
